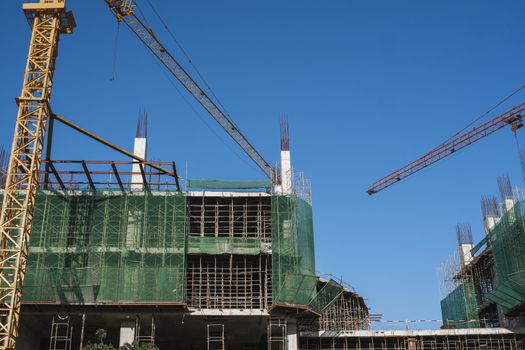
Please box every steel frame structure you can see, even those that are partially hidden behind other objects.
[367,103,525,195]
[41,159,180,191]
[0,1,74,348]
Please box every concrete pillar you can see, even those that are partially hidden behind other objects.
[459,243,474,268]
[119,319,136,347]
[280,150,292,195]
[286,318,298,350]
[483,215,499,235]
[131,137,147,191]
[503,198,515,212]
[502,197,517,224]
[407,338,417,350]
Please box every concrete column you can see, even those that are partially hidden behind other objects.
[503,198,514,212]
[280,150,292,195]
[131,137,147,191]
[503,198,515,212]
[483,215,499,235]
[407,338,417,350]
[286,318,298,350]
[459,243,474,268]
[119,319,136,347]
[502,197,516,224]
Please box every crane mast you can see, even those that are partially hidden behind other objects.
[105,0,275,182]
[367,103,525,195]
[0,1,74,348]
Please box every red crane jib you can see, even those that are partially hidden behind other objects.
[367,102,525,195]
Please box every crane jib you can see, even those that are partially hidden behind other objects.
[367,103,525,195]
[107,0,274,182]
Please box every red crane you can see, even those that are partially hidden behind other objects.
[367,103,525,195]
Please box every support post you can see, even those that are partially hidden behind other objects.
[286,317,298,350]
[79,313,85,350]
[119,319,136,348]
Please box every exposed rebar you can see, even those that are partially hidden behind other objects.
[497,174,513,201]
[136,107,148,138]
[280,115,290,151]
[520,147,525,180]
[456,223,473,245]
[481,195,499,218]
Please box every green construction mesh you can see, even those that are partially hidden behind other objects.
[308,279,344,314]
[471,234,489,256]
[440,282,480,328]
[187,179,272,190]
[187,236,268,255]
[271,194,316,306]
[486,201,525,311]
[21,190,187,304]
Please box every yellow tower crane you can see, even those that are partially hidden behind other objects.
[0,1,74,348]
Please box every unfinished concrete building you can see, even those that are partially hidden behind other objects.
[2,1,524,349]
[439,175,525,333]
[0,119,372,350]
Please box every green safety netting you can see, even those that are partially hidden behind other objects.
[271,194,317,306]
[470,234,490,256]
[187,179,272,190]
[441,282,480,328]
[486,201,525,311]
[21,190,186,304]
[0,183,326,309]
[186,236,269,255]
[308,279,344,314]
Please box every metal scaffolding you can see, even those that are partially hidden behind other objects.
[187,195,272,242]
[317,292,370,331]
[48,316,73,350]
[206,323,225,350]
[185,255,271,309]
[299,332,519,350]
[267,318,286,350]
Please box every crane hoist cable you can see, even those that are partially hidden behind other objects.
[143,0,237,128]
[104,0,274,181]
[367,100,525,195]
[146,46,263,174]
[441,84,525,146]
[110,21,121,81]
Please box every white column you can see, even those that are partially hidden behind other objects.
[280,150,292,195]
[503,198,515,212]
[131,137,147,191]
[459,243,474,268]
[286,318,298,350]
[483,215,499,235]
[119,320,136,347]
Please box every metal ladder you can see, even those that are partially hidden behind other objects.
[207,323,225,350]
[49,316,73,350]
[268,318,287,350]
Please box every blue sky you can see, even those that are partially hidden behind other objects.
[2,0,525,327]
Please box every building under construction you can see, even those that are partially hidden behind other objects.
[1,0,525,349]
[0,113,373,349]
[2,124,521,349]
[439,175,525,334]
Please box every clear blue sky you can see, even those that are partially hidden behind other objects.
[2,0,525,328]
